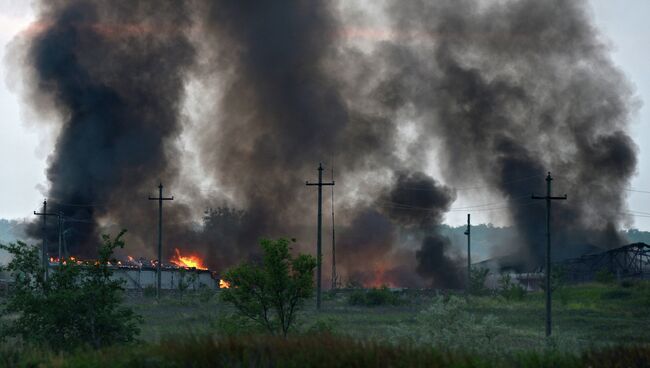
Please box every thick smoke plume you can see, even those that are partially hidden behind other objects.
[17,0,638,285]
[22,0,195,257]
[365,0,638,269]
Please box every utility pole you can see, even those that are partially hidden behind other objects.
[34,204,63,276]
[35,200,49,280]
[532,172,567,337]
[306,163,334,310]
[464,213,470,293]
[58,211,63,264]
[149,183,173,299]
[331,166,337,290]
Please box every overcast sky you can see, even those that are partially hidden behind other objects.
[1,1,649,229]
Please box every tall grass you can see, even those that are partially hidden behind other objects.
[3,334,649,367]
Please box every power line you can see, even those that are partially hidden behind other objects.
[378,198,542,212]
[394,174,544,192]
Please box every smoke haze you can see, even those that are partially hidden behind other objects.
[14,0,638,286]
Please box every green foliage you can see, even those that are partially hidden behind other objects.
[177,268,198,301]
[469,267,490,295]
[143,284,157,298]
[0,231,141,350]
[220,238,317,336]
[21,333,650,368]
[389,296,502,351]
[595,268,615,284]
[347,286,400,306]
[540,265,566,292]
[620,279,637,288]
[197,283,214,303]
[498,273,526,301]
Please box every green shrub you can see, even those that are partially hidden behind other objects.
[347,286,399,306]
[620,279,636,288]
[388,296,501,351]
[600,289,632,300]
[197,284,214,303]
[595,268,615,284]
[469,267,490,295]
[347,289,367,306]
[220,238,316,336]
[498,273,527,301]
[0,231,141,351]
[366,286,399,306]
[143,285,157,298]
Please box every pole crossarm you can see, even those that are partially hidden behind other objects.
[531,171,567,338]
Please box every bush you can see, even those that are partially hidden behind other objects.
[0,231,141,350]
[197,284,214,303]
[348,289,368,306]
[347,286,399,307]
[143,285,157,298]
[220,238,316,336]
[595,268,615,284]
[498,273,526,301]
[540,265,566,292]
[388,296,501,351]
[620,279,637,288]
[469,267,490,295]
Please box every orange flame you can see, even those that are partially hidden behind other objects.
[219,279,231,289]
[170,248,207,270]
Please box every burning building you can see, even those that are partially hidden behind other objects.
[46,248,222,290]
[10,0,639,289]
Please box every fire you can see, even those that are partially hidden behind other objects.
[170,248,207,270]
[219,279,231,289]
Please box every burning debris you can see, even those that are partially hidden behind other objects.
[14,0,638,288]
[170,248,208,271]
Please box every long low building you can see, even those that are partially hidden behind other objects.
[109,266,219,290]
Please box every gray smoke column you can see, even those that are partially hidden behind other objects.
[369,0,638,269]
[22,0,195,256]
[199,2,460,287]
[198,1,400,264]
[382,171,462,288]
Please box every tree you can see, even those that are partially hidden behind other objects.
[220,238,316,337]
[0,230,141,350]
[469,267,490,295]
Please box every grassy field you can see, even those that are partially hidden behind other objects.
[128,280,650,350]
[2,280,650,366]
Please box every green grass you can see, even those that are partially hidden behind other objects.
[122,283,650,350]
[2,281,650,366]
[3,334,650,367]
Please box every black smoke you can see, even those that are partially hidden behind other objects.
[17,0,639,286]
[21,0,195,256]
[364,0,638,269]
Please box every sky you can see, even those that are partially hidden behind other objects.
[0,0,649,230]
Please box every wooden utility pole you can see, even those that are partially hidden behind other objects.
[148,183,174,299]
[331,167,337,290]
[34,204,64,274]
[57,211,63,264]
[532,172,567,337]
[464,213,471,293]
[34,200,49,279]
[306,163,334,310]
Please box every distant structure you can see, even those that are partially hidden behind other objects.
[474,242,650,290]
[558,242,650,282]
